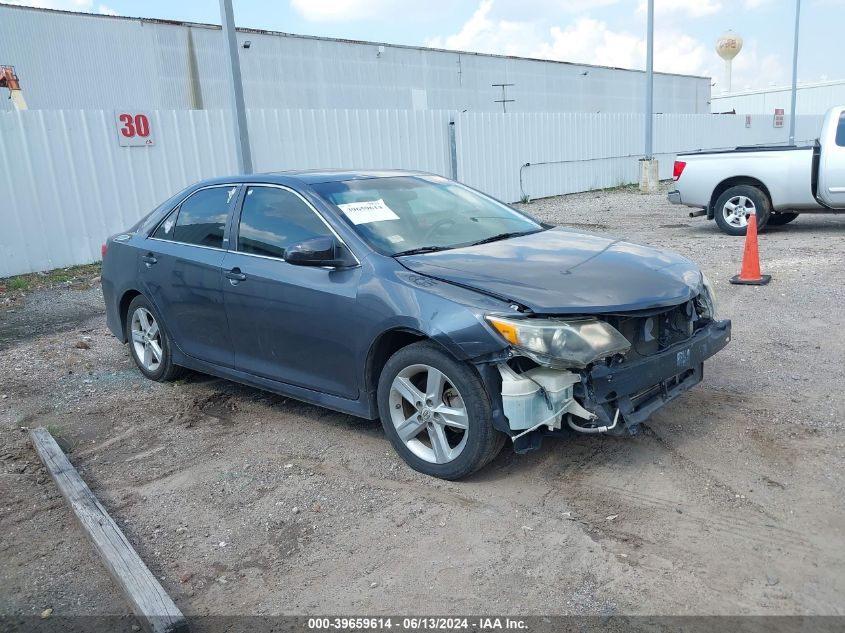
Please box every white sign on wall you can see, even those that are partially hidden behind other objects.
[114,111,154,146]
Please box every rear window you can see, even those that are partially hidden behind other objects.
[836,111,845,148]
[153,186,236,248]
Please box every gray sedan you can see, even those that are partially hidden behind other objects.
[102,170,730,479]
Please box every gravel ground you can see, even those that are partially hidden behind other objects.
[1,184,844,624]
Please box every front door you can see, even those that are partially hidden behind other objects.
[819,109,845,208]
[140,184,238,367]
[222,185,361,399]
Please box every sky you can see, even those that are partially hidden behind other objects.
[4,0,843,92]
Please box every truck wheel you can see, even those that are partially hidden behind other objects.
[714,185,771,236]
[767,212,799,226]
[377,341,505,480]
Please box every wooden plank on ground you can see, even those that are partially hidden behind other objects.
[29,426,187,633]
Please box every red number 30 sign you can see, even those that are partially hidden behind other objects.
[114,111,154,147]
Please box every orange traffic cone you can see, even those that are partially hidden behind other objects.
[730,213,771,285]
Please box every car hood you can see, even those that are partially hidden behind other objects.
[398,227,703,314]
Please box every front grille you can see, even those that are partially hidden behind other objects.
[603,301,702,361]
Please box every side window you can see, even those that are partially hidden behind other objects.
[155,186,235,248]
[237,186,330,259]
[152,207,178,240]
[836,111,845,148]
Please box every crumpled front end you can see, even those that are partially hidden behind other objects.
[476,285,731,452]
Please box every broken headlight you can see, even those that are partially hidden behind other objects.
[486,316,631,369]
[697,273,718,320]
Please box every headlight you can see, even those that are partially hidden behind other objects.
[486,315,631,369]
[699,273,718,320]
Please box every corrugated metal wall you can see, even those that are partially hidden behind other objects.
[711,81,845,115]
[456,112,825,203]
[0,108,451,277]
[0,4,710,114]
[0,108,827,277]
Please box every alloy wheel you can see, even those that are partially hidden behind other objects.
[130,307,163,372]
[722,195,757,228]
[388,364,469,464]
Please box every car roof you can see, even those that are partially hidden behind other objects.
[196,169,433,188]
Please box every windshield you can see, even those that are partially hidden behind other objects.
[311,175,543,256]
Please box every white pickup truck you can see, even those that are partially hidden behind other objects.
[668,105,845,235]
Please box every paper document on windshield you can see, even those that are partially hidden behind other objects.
[337,199,400,225]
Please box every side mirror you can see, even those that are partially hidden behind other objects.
[285,236,354,268]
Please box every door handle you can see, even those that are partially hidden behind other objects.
[225,268,247,283]
[141,253,157,266]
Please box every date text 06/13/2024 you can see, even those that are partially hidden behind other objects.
[306,617,528,630]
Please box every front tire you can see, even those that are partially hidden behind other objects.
[714,185,771,236]
[767,212,799,226]
[377,341,505,480]
[125,295,184,382]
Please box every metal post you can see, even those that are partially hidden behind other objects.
[219,0,252,174]
[448,118,458,181]
[788,0,801,145]
[644,0,654,159]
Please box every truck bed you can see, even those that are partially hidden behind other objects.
[678,144,813,157]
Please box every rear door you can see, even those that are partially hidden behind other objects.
[140,184,238,367]
[818,108,845,208]
[221,184,361,399]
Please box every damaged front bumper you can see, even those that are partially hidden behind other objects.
[479,318,731,453]
[583,317,731,430]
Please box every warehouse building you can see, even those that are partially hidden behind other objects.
[711,79,845,115]
[0,4,710,114]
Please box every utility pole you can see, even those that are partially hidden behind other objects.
[788,0,801,145]
[639,0,658,192]
[219,0,253,174]
[644,0,654,160]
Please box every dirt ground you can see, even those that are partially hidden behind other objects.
[1,184,843,622]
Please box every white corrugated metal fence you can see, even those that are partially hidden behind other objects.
[457,112,824,203]
[0,108,450,277]
[0,108,826,277]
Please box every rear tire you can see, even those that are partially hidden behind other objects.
[125,295,184,382]
[377,341,505,480]
[713,185,771,236]
[767,212,799,226]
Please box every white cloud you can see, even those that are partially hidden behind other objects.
[98,4,118,15]
[724,40,787,91]
[535,18,641,69]
[540,17,710,76]
[289,0,454,22]
[427,4,711,77]
[425,0,544,57]
[636,0,722,18]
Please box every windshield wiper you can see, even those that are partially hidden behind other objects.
[392,245,454,257]
[466,230,541,247]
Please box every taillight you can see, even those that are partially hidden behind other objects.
[673,160,686,181]
[101,243,108,259]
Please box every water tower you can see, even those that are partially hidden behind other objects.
[716,30,743,93]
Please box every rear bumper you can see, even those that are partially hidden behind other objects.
[583,318,731,431]
[667,190,682,204]
[101,277,125,342]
